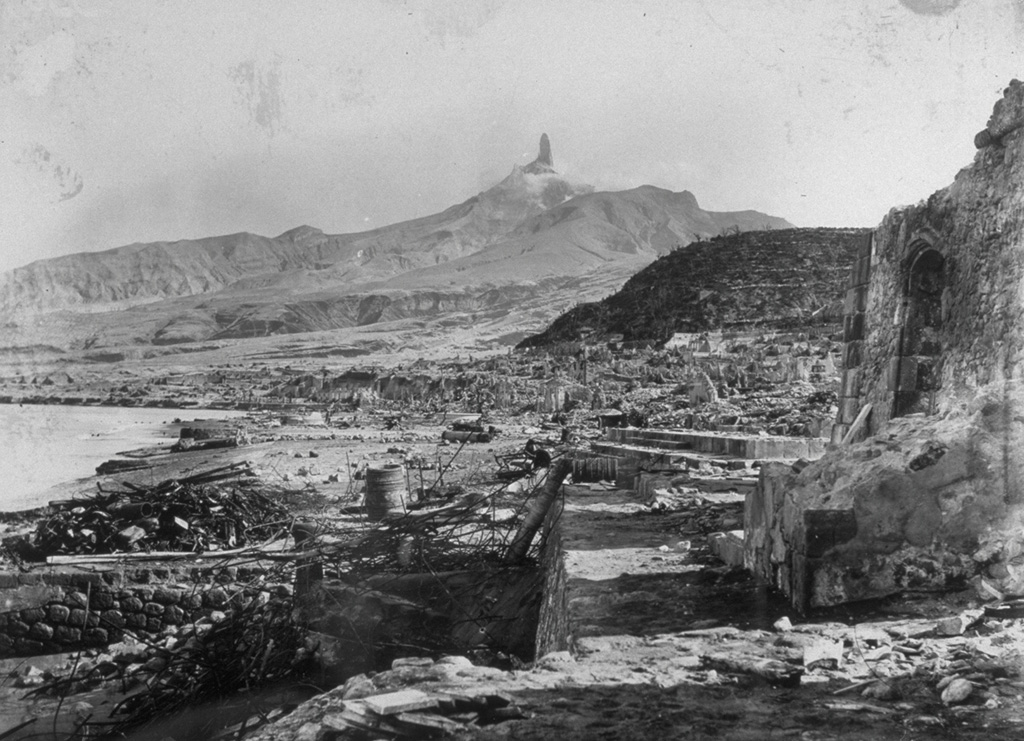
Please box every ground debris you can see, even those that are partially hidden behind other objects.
[29,462,288,557]
[322,690,526,738]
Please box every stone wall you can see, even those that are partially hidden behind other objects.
[841,80,1024,437]
[0,568,271,657]
[831,235,874,443]
[748,81,1024,611]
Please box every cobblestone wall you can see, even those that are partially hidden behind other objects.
[0,568,269,657]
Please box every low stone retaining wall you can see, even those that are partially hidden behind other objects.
[0,566,280,657]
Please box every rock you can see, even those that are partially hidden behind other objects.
[363,689,437,715]
[536,650,575,670]
[773,616,794,632]
[340,673,376,700]
[941,678,974,705]
[436,655,473,668]
[391,656,434,669]
[862,680,899,700]
[935,611,982,636]
[803,638,844,669]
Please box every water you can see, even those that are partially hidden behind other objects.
[0,404,248,511]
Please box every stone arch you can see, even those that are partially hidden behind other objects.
[893,242,945,417]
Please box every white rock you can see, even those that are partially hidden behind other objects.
[773,616,794,632]
[941,678,973,705]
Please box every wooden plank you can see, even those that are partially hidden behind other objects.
[840,404,872,445]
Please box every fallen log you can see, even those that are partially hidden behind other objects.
[504,457,572,563]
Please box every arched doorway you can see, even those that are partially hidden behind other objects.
[894,247,944,417]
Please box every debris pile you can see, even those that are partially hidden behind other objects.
[32,463,289,557]
[320,687,527,738]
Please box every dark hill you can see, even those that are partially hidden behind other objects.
[518,228,871,347]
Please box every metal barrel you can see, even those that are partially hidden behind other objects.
[365,463,408,521]
[571,457,619,483]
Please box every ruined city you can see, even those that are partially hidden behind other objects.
[2,4,1023,741]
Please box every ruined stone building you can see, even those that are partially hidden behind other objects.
[747,80,1024,611]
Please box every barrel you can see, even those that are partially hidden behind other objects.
[571,457,618,483]
[365,464,408,521]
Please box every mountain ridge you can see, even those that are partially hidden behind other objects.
[0,135,794,350]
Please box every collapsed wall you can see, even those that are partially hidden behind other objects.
[747,80,1024,610]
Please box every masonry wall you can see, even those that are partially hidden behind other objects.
[0,567,273,657]
[749,80,1024,611]
[842,79,1024,437]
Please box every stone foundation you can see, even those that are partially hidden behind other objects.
[745,381,1024,611]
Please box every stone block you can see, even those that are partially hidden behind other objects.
[90,591,115,610]
[28,622,54,641]
[143,602,164,617]
[120,597,143,613]
[0,634,14,653]
[83,628,108,646]
[153,588,181,605]
[67,591,89,609]
[843,341,864,369]
[841,367,862,398]
[163,605,185,625]
[19,608,45,624]
[898,357,919,392]
[839,396,861,424]
[0,573,20,589]
[830,424,849,445]
[14,638,44,654]
[204,587,229,609]
[851,285,868,312]
[70,573,104,587]
[802,509,858,558]
[843,312,865,343]
[100,610,125,629]
[48,604,70,624]
[53,625,81,643]
[708,531,746,567]
[7,619,29,636]
[125,613,147,630]
[145,618,162,633]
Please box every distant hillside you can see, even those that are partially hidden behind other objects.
[518,228,871,348]
[0,135,794,351]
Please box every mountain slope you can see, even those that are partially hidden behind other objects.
[518,228,872,347]
[0,136,795,350]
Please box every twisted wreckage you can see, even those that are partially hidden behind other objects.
[747,80,1024,611]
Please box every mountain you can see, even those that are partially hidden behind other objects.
[518,228,872,348]
[0,136,793,352]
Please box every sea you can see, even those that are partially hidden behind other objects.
[0,404,248,511]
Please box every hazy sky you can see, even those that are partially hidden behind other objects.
[1,0,1020,274]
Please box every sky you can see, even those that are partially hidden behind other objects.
[0,0,1020,275]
